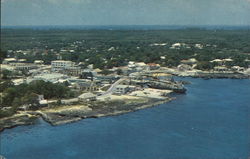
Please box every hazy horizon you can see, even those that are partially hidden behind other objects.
[1,0,250,26]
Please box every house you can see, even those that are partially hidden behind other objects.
[210,59,223,65]
[18,59,27,63]
[180,58,197,65]
[34,60,44,65]
[78,93,96,101]
[75,82,98,92]
[231,66,245,72]
[213,66,228,72]
[39,100,48,107]
[177,64,192,71]
[147,63,160,70]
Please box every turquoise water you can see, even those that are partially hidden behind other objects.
[1,78,250,159]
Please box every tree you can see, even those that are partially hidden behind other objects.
[1,70,12,79]
[0,50,7,64]
[116,69,123,75]
[0,80,14,92]
[195,61,214,70]
[21,93,39,105]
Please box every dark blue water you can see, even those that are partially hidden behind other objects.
[1,78,250,159]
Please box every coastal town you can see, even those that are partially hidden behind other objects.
[1,29,250,131]
[1,0,250,158]
[1,51,250,131]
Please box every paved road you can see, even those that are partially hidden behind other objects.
[98,77,128,98]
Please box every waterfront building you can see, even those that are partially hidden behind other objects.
[213,66,229,72]
[231,66,245,72]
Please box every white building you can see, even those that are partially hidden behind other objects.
[51,60,75,72]
[2,58,17,64]
[10,63,38,71]
[114,85,136,94]
[27,73,68,83]
[34,60,44,65]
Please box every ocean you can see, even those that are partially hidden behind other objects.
[1,78,250,159]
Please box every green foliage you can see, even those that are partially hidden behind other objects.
[0,109,16,118]
[0,80,75,117]
[100,69,113,75]
[195,61,215,70]
[1,70,12,79]
[116,69,123,75]
[0,50,7,64]
[1,29,250,70]
[0,80,14,92]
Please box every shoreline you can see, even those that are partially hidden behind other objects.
[1,74,249,133]
[164,69,250,79]
[0,96,174,132]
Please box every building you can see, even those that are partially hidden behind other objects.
[231,66,245,72]
[10,63,38,71]
[2,58,17,64]
[63,66,82,76]
[51,60,75,72]
[34,60,44,65]
[114,85,136,94]
[213,66,228,72]
[180,58,197,65]
[210,59,223,65]
[26,73,68,83]
[147,63,160,70]
[75,82,98,92]
[115,85,129,94]
[177,64,192,71]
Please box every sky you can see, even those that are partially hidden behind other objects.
[1,0,250,26]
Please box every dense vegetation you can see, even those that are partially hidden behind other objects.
[0,80,74,118]
[1,29,250,69]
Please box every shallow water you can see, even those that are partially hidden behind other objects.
[1,78,250,159]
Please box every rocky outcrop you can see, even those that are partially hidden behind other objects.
[194,72,250,79]
[147,81,187,93]
[0,97,174,132]
[0,114,37,132]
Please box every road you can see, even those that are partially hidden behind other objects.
[98,77,128,98]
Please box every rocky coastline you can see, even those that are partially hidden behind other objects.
[192,72,249,79]
[171,71,250,79]
[0,96,174,132]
